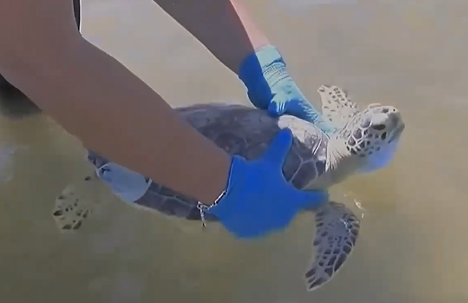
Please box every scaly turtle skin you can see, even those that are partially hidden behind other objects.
[51,85,405,292]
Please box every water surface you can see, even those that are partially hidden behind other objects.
[1,0,468,302]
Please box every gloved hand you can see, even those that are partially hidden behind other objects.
[202,129,328,239]
[239,44,336,135]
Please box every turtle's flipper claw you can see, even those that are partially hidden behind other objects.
[304,201,361,292]
[52,173,107,233]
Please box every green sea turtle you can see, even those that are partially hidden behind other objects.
[51,84,405,292]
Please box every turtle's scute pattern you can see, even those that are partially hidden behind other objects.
[87,104,328,220]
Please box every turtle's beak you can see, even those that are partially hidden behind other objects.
[390,123,405,144]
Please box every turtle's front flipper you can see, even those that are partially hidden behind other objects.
[51,168,106,233]
[304,201,361,292]
[318,85,359,129]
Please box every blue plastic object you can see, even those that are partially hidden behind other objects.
[239,44,336,135]
[205,129,328,238]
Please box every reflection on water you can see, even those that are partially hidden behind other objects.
[1,0,468,302]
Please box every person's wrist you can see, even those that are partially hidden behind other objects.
[239,44,285,82]
[196,153,233,206]
[238,45,291,107]
[205,155,244,218]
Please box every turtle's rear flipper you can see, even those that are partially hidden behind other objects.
[304,201,361,292]
[51,171,106,233]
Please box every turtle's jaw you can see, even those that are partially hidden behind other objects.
[357,137,402,174]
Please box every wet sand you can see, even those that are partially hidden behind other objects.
[1,0,468,302]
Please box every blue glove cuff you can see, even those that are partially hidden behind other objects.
[239,44,285,83]
[238,45,291,107]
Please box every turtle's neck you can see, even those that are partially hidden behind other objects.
[324,136,361,187]
[303,135,363,190]
[307,135,359,190]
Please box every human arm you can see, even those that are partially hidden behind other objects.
[0,0,231,204]
[0,0,326,238]
[154,0,269,74]
[154,0,336,134]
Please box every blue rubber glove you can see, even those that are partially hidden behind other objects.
[203,129,327,239]
[239,45,336,135]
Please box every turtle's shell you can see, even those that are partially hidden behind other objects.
[87,104,328,221]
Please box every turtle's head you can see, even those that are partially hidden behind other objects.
[337,104,405,174]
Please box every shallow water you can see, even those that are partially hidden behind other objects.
[1,0,468,302]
